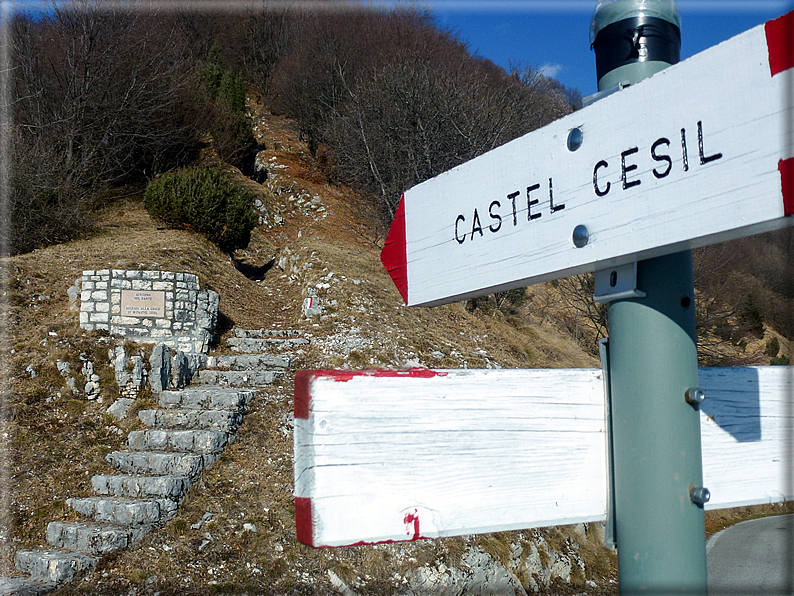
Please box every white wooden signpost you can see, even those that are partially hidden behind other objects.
[294,367,791,547]
[380,12,794,307]
[295,7,793,594]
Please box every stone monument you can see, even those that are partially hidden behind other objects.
[76,269,219,354]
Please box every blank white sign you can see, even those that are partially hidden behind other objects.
[294,367,792,547]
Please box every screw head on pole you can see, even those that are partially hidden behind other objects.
[685,387,705,406]
[689,486,711,507]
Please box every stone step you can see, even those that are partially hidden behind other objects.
[92,474,192,500]
[45,522,149,556]
[190,369,282,387]
[105,451,217,478]
[138,409,242,432]
[159,388,254,411]
[225,337,310,352]
[234,328,303,338]
[0,576,54,596]
[66,496,178,527]
[205,353,291,371]
[14,549,97,586]
[127,429,231,454]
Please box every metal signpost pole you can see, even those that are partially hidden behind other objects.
[591,1,709,594]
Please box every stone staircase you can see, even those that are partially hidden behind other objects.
[0,328,306,596]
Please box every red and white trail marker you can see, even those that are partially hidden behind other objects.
[381,12,794,307]
[293,367,791,548]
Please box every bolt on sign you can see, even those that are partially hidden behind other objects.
[381,12,794,307]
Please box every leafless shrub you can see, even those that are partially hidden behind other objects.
[8,129,95,253]
[552,275,608,356]
[7,3,208,254]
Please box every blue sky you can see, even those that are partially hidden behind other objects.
[426,0,794,98]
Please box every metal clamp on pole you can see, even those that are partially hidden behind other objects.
[599,338,617,549]
[591,0,681,90]
[594,262,646,304]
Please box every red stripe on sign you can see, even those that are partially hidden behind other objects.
[304,368,448,383]
[765,10,794,76]
[295,497,314,546]
[380,196,408,305]
[781,158,794,216]
[294,370,313,420]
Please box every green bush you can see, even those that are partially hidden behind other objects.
[143,167,256,252]
[218,70,247,113]
[201,46,224,96]
[199,45,254,168]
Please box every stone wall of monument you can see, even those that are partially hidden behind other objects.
[77,269,218,353]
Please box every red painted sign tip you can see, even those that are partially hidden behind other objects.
[294,370,313,420]
[765,10,794,77]
[780,158,794,216]
[295,497,314,546]
[380,196,409,305]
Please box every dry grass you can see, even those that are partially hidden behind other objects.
[705,501,794,539]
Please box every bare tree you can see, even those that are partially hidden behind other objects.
[264,5,575,224]
[7,3,207,254]
[552,274,608,355]
[309,25,571,222]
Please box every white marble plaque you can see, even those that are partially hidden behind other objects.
[121,290,165,318]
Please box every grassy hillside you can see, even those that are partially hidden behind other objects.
[0,108,609,594]
[1,104,791,595]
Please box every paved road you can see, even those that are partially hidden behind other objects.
[707,513,793,595]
